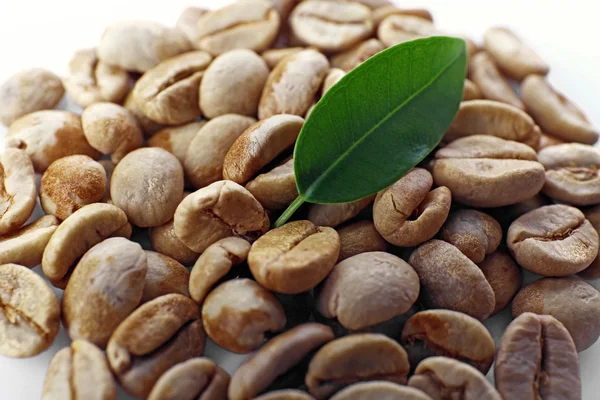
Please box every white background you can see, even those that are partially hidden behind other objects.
[1,0,600,399]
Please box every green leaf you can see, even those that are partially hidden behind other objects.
[294,36,467,204]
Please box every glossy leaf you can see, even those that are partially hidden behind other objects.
[295,36,467,203]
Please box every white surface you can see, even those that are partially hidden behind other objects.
[1,0,600,399]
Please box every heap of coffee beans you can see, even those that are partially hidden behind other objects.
[0,1,598,399]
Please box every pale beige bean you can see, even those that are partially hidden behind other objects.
[176,7,208,42]
[246,158,298,211]
[373,5,433,25]
[522,74,599,144]
[42,203,130,287]
[195,0,280,55]
[259,50,329,119]
[223,115,304,184]
[469,52,525,110]
[0,148,36,235]
[62,48,129,107]
[62,238,147,347]
[97,21,192,72]
[42,340,116,400]
[124,91,165,137]
[6,110,101,173]
[200,49,269,118]
[0,216,59,268]
[0,68,64,126]
[81,102,143,163]
[147,121,206,164]
[174,180,270,253]
[262,47,305,69]
[111,148,184,227]
[308,195,375,227]
[378,14,436,47]
[330,39,385,72]
[322,68,346,95]
[131,51,212,125]
[40,155,107,221]
[484,27,549,81]
[184,115,256,189]
[290,1,374,52]
[202,279,286,353]
[463,79,481,101]
[0,264,60,358]
[189,237,251,304]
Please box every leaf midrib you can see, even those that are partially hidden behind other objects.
[302,43,464,200]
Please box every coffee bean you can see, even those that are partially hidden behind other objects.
[0,148,36,235]
[229,323,334,400]
[0,264,60,358]
[401,309,496,374]
[409,240,495,320]
[513,277,600,351]
[336,220,388,261]
[246,158,298,211]
[507,204,599,276]
[330,39,385,72]
[331,381,432,400]
[409,357,502,400]
[142,251,190,303]
[478,250,523,316]
[42,340,116,400]
[317,252,419,330]
[148,121,206,164]
[469,52,524,109]
[306,333,410,399]
[495,313,580,400]
[307,195,375,228]
[0,215,59,268]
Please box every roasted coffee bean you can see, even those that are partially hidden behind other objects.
[81,102,144,163]
[195,0,280,55]
[249,220,340,294]
[317,252,419,330]
[409,240,495,321]
[579,204,600,280]
[468,52,524,109]
[507,204,599,276]
[258,50,329,119]
[111,147,184,227]
[255,390,316,400]
[62,238,147,347]
[522,74,598,144]
[495,313,580,400]
[6,110,100,173]
[0,148,36,235]
[478,250,522,316]
[409,357,501,400]
[229,323,334,400]
[374,168,451,247]
[131,51,212,125]
[147,121,206,164]
[40,155,107,221]
[432,135,545,207]
[290,1,374,52]
[174,180,270,253]
[445,100,541,149]
[440,209,502,263]
[147,358,229,400]
[0,263,60,358]
[189,237,251,304]
[513,277,600,352]
[336,220,388,261]
[538,143,600,206]
[97,20,191,72]
[306,333,410,399]
[0,68,64,126]
[401,310,495,374]
[184,115,256,189]
[483,27,549,81]
[0,215,59,268]
[200,49,269,118]
[42,340,116,400]
[202,279,286,353]
[107,294,206,398]
[62,49,129,108]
